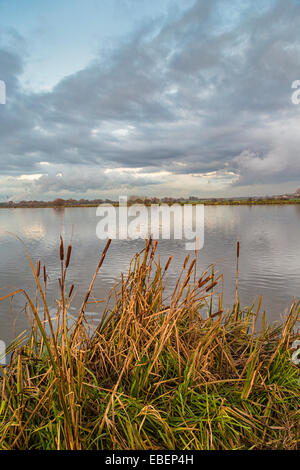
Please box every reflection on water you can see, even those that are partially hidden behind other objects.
[0,205,300,346]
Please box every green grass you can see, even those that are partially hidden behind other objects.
[0,239,299,450]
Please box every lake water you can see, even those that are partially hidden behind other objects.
[0,205,300,348]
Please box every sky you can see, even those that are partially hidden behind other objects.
[0,0,300,201]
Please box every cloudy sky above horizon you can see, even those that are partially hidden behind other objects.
[1,0,300,201]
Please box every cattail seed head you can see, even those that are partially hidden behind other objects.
[206,280,218,292]
[59,236,64,261]
[65,245,72,268]
[183,255,190,270]
[198,274,213,289]
[36,260,41,277]
[68,284,74,298]
[187,259,196,277]
[164,256,172,272]
[237,241,240,259]
[211,309,224,318]
[150,240,158,260]
[43,265,47,284]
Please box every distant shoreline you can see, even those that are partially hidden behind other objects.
[1,197,300,209]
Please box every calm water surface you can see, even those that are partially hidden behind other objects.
[0,205,300,346]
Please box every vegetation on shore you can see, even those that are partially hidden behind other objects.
[0,239,299,450]
[2,195,300,209]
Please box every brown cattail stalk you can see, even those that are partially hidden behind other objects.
[182,275,191,289]
[234,241,240,320]
[70,239,112,345]
[80,239,111,311]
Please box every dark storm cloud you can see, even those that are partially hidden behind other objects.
[1,0,300,199]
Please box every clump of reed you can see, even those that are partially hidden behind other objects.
[0,238,299,450]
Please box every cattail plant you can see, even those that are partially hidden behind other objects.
[0,238,298,451]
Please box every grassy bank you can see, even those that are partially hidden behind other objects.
[200,198,300,205]
[2,198,300,209]
[0,239,299,450]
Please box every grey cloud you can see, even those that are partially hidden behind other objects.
[9,166,166,201]
[1,0,300,199]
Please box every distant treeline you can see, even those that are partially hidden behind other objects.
[1,194,300,208]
